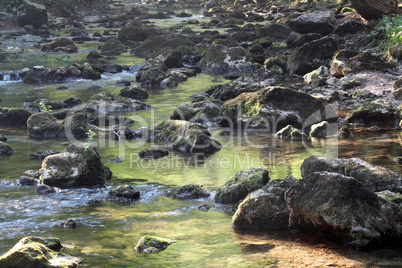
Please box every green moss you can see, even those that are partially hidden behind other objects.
[135,235,176,253]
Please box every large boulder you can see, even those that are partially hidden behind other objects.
[288,11,337,35]
[287,36,338,75]
[10,0,48,28]
[301,156,402,193]
[0,108,32,125]
[27,112,64,138]
[27,112,88,138]
[136,120,222,154]
[0,236,80,267]
[232,176,297,230]
[215,167,269,203]
[39,144,108,187]
[200,45,254,74]
[285,171,402,247]
[222,86,336,130]
[136,59,167,86]
[118,20,162,43]
[101,37,126,56]
[149,48,182,68]
[135,34,195,57]
[85,92,151,113]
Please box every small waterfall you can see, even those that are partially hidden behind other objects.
[0,72,21,82]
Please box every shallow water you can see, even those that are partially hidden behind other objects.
[1,16,402,268]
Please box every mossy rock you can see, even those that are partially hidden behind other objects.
[135,235,176,253]
[232,176,297,230]
[275,125,295,139]
[346,101,394,124]
[206,83,262,101]
[376,190,402,204]
[101,37,126,56]
[27,112,64,138]
[301,156,402,193]
[41,37,78,53]
[141,120,222,154]
[108,185,140,200]
[200,45,254,74]
[29,149,60,159]
[119,86,149,100]
[170,100,221,125]
[338,125,352,139]
[342,78,365,90]
[215,167,270,204]
[0,108,32,125]
[39,144,107,188]
[285,172,402,248]
[309,121,329,138]
[81,67,101,80]
[85,92,150,113]
[0,236,80,268]
[290,128,308,141]
[164,184,211,199]
[0,141,16,155]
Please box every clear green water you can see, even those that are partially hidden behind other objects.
[1,18,402,268]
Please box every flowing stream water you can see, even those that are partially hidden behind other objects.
[0,11,402,268]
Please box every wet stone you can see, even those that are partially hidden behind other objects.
[19,176,37,186]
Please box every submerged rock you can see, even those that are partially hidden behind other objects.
[285,171,402,247]
[136,120,222,154]
[215,167,269,204]
[135,235,176,253]
[29,149,60,159]
[39,144,108,188]
[164,184,210,199]
[232,176,297,230]
[301,156,402,193]
[138,148,169,159]
[0,236,80,267]
[0,134,7,142]
[0,142,16,155]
